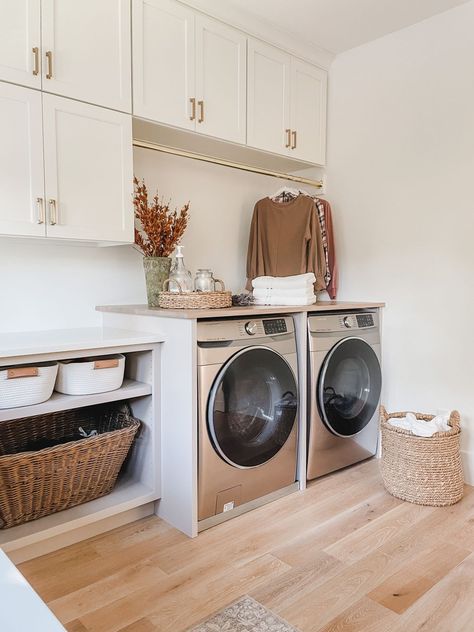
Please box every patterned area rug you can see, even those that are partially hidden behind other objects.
[189,595,299,631]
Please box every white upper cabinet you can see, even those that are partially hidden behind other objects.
[133,0,195,130]
[195,16,246,144]
[0,0,41,89]
[133,1,246,143]
[41,0,131,112]
[247,39,291,156]
[290,59,327,165]
[0,82,45,237]
[43,95,133,242]
[248,38,327,164]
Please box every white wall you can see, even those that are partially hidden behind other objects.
[0,239,145,332]
[134,147,321,294]
[327,1,474,479]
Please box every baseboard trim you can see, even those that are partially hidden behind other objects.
[461,450,474,486]
[5,503,155,564]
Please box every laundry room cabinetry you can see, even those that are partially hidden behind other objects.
[133,0,246,144]
[0,0,131,112]
[0,82,133,243]
[41,0,131,112]
[0,0,41,89]
[247,39,327,165]
[0,328,164,562]
[0,82,44,237]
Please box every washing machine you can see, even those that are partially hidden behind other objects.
[198,316,299,530]
[307,310,382,480]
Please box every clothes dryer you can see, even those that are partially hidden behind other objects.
[307,311,382,479]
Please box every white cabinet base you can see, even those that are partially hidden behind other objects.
[0,330,163,561]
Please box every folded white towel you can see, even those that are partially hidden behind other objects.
[253,287,315,300]
[388,412,451,437]
[252,273,316,290]
[253,294,317,306]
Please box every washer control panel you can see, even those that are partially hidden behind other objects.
[263,318,287,335]
[197,316,294,342]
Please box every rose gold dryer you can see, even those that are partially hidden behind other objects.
[198,316,299,531]
[307,311,382,480]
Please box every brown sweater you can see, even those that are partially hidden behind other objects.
[246,196,327,292]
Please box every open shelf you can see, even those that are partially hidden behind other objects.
[0,378,152,422]
[0,479,158,552]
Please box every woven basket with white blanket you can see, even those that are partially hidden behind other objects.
[380,406,464,506]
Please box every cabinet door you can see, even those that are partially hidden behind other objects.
[195,16,246,144]
[290,59,327,165]
[133,0,195,130]
[247,39,290,155]
[0,83,45,237]
[0,0,41,88]
[41,0,131,112]
[43,95,133,243]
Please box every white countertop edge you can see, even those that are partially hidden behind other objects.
[0,327,165,361]
[0,549,65,631]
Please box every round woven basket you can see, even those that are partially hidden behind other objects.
[380,406,464,506]
[158,279,232,310]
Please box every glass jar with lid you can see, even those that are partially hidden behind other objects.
[194,269,216,292]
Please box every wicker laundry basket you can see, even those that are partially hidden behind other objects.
[380,406,464,506]
[0,403,140,529]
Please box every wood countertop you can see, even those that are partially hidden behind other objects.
[96,301,385,320]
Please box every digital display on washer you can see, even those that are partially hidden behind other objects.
[356,314,374,328]
[263,318,287,335]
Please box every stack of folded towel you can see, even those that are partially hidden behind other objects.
[252,273,317,306]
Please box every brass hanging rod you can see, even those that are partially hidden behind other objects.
[132,139,324,189]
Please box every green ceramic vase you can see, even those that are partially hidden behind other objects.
[143,257,172,307]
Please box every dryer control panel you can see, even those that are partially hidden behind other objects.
[309,311,379,334]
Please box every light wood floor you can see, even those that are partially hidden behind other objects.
[19,459,474,632]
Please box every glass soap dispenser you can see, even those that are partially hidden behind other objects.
[168,245,193,293]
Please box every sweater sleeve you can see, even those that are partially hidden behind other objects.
[246,205,259,291]
[307,203,327,292]
[323,201,338,299]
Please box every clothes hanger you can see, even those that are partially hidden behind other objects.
[270,186,300,202]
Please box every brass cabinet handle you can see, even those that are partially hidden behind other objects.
[36,197,45,224]
[198,100,204,123]
[48,199,57,225]
[32,47,39,76]
[291,130,297,150]
[45,50,53,79]
[285,128,291,148]
[189,97,196,121]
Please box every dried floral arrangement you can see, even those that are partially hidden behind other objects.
[134,177,190,257]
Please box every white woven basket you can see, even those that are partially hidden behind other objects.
[55,354,125,396]
[0,362,58,409]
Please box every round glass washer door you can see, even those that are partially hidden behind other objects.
[208,346,298,469]
[318,337,382,438]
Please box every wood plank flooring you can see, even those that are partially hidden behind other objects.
[18,459,474,631]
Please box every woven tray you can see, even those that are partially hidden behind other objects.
[0,403,140,529]
[380,406,463,506]
[159,278,232,309]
